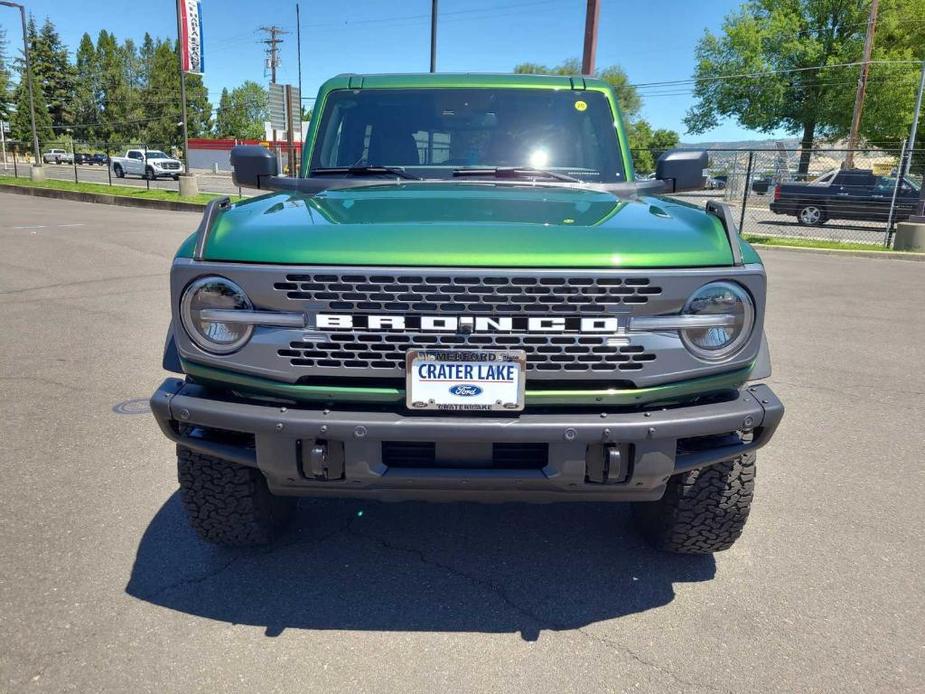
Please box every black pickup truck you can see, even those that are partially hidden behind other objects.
[770,168,921,226]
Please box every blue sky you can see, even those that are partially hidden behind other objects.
[0,0,783,142]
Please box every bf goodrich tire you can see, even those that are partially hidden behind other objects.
[633,453,756,554]
[177,446,294,546]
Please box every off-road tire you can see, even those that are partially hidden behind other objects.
[177,446,294,546]
[144,167,155,181]
[633,453,756,554]
[113,164,124,178]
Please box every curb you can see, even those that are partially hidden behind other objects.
[0,182,206,212]
[753,243,925,262]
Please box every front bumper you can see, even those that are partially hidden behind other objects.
[151,378,783,502]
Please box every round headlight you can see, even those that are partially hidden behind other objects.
[680,281,754,361]
[180,276,253,354]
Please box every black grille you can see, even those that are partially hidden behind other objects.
[274,272,662,313]
[279,333,656,373]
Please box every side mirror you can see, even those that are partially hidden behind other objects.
[231,145,279,188]
[656,149,709,193]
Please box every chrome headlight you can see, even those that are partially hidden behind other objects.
[180,276,253,354]
[680,281,755,361]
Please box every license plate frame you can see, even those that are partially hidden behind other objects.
[406,349,527,412]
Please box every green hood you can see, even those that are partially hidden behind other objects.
[186,183,756,268]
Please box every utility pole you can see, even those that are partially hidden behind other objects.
[903,60,925,179]
[430,0,438,73]
[581,0,600,76]
[845,0,879,168]
[259,25,288,153]
[0,2,41,170]
[296,4,302,102]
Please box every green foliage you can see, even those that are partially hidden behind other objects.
[684,0,925,173]
[514,58,641,118]
[215,81,268,139]
[32,17,76,130]
[0,27,12,123]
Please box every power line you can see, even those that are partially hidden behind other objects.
[630,59,922,89]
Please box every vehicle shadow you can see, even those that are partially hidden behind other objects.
[126,493,715,640]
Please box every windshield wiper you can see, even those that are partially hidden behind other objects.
[311,166,421,180]
[452,167,582,183]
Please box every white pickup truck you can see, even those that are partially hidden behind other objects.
[111,149,184,180]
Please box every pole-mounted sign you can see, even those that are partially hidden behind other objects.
[179,0,204,74]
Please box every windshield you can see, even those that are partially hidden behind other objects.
[310,88,627,183]
[146,151,169,159]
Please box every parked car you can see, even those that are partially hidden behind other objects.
[706,175,726,190]
[91,153,109,166]
[770,168,922,226]
[74,152,94,165]
[111,148,183,180]
[42,148,73,165]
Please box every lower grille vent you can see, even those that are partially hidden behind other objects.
[382,441,549,470]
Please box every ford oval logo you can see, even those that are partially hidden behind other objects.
[449,384,483,397]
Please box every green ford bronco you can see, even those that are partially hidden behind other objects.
[151,73,783,552]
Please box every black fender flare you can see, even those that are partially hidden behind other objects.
[162,323,183,374]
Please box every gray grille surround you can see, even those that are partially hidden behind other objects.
[170,260,767,389]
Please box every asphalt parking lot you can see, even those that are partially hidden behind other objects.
[1,192,922,693]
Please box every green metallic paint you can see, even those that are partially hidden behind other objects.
[189,184,734,268]
[181,358,753,407]
[170,73,753,268]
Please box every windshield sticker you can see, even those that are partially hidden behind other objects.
[574,100,587,112]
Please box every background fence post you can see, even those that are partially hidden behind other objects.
[72,140,78,183]
[13,143,18,177]
[106,142,112,185]
[884,140,908,248]
[144,144,150,190]
[739,150,754,232]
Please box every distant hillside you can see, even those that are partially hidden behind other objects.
[679,138,801,150]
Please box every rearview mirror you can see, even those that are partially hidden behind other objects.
[230,145,279,188]
[655,150,709,193]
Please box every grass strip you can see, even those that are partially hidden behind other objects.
[0,175,235,205]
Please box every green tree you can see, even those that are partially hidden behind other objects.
[32,17,76,130]
[72,33,101,141]
[215,81,268,139]
[0,27,12,124]
[10,16,53,152]
[139,39,212,147]
[682,0,924,174]
[95,29,135,144]
[514,58,641,118]
[629,124,682,174]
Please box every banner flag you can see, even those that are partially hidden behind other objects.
[179,0,204,74]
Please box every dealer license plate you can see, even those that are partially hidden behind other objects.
[406,349,527,412]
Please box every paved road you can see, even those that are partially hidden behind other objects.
[1,194,922,693]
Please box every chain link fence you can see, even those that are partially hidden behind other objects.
[0,140,267,197]
[652,146,924,247]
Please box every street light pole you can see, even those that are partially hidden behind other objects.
[1,2,41,167]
